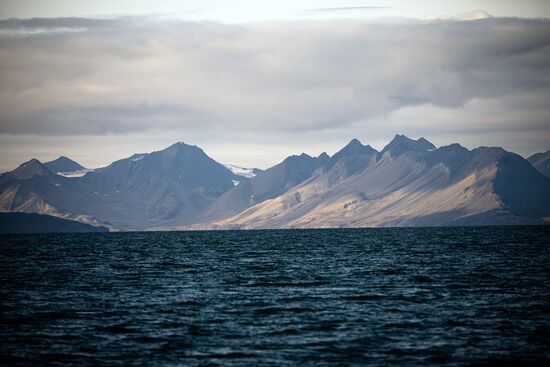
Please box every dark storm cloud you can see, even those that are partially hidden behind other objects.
[0,15,549,164]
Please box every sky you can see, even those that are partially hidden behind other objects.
[0,1,549,170]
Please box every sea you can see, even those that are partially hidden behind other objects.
[1,226,549,366]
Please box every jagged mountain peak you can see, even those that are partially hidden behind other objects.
[45,156,86,174]
[381,134,436,157]
[117,141,214,170]
[441,143,467,151]
[166,141,194,149]
[392,134,435,148]
[346,138,362,147]
[284,153,313,163]
[159,141,204,156]
[9,158,51,180]
[81,140,238,202]
[332,138,377,160]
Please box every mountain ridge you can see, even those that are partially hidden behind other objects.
[191,139,550,229]
[1,136,549,230]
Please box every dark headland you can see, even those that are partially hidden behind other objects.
[0,212,108,234]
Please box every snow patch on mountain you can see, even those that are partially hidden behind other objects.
[224,164,257,178]
[56,169,94,178]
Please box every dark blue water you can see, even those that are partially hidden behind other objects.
[1,227,549,366]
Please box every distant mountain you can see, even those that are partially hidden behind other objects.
[45,156,85,173]
[0,142,241,230]
[197,152,331,222]
[197,138,381,224]
[0,159,107,227]
[332,138,376,161]
[201,135,550,229]
[528,149,550,178]
[77,142,240,229]
[2,136,549,231]
[8,158,52,180]
[326,139,378,179]
[44,156,93,178]
[0,212,108,233]
[80,142,237,195]
[379,134,436,158]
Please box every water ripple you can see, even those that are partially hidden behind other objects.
[1,226,549,366]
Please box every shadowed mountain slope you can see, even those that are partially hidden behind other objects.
[196,152,332,222]
[528,149,550,178]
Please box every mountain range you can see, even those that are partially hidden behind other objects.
[1,135,549,231]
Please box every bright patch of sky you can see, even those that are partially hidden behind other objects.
[1,0,549,21]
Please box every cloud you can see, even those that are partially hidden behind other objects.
[425,10,493,21]
[0,16,549,168]
[304,6,394,13]
[0,17,113,30]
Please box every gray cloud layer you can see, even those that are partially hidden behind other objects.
[0,16,549,168]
